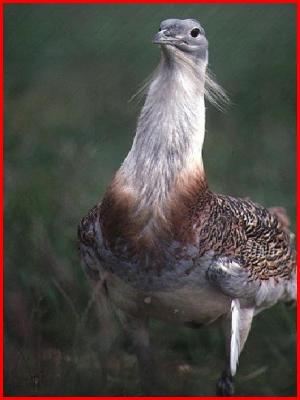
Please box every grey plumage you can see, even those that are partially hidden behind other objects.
[78,18,296,396]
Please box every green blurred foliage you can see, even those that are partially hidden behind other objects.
[4,4,296,396]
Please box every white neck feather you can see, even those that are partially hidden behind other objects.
[118,49,207,210]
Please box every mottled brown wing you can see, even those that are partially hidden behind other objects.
[205,195,296,302]
[202,194,295,282]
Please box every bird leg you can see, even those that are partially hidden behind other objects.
[217,311,235,396]
[217,299,254,396]
[216,370,234,396]
[88,277,119,388]
[119,313,162,395]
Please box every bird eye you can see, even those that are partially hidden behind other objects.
[158,27,162,32]
[190,28,200,38]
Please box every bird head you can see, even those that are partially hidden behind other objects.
[153,19,208,65]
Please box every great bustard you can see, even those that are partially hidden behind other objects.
[78,18,296,396]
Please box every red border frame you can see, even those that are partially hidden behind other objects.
[1,0,298,3]
[1,1,298,399]
[297,1,300,399]
[1,1,3,399]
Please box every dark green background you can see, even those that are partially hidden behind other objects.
[4,4,296,396]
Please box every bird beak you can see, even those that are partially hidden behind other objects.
[153,30,178,45]
[153,31,166,44]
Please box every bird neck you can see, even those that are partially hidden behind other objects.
[117,51,207,212]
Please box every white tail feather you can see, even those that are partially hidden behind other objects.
[230,299,241,376]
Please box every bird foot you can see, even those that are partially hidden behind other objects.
[216,371,234,396]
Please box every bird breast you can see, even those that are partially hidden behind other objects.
[105,268,231,326]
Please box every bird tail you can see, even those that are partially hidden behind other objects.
[268,206,291,228]
[284,267,297,307]
[269,206,297,306]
